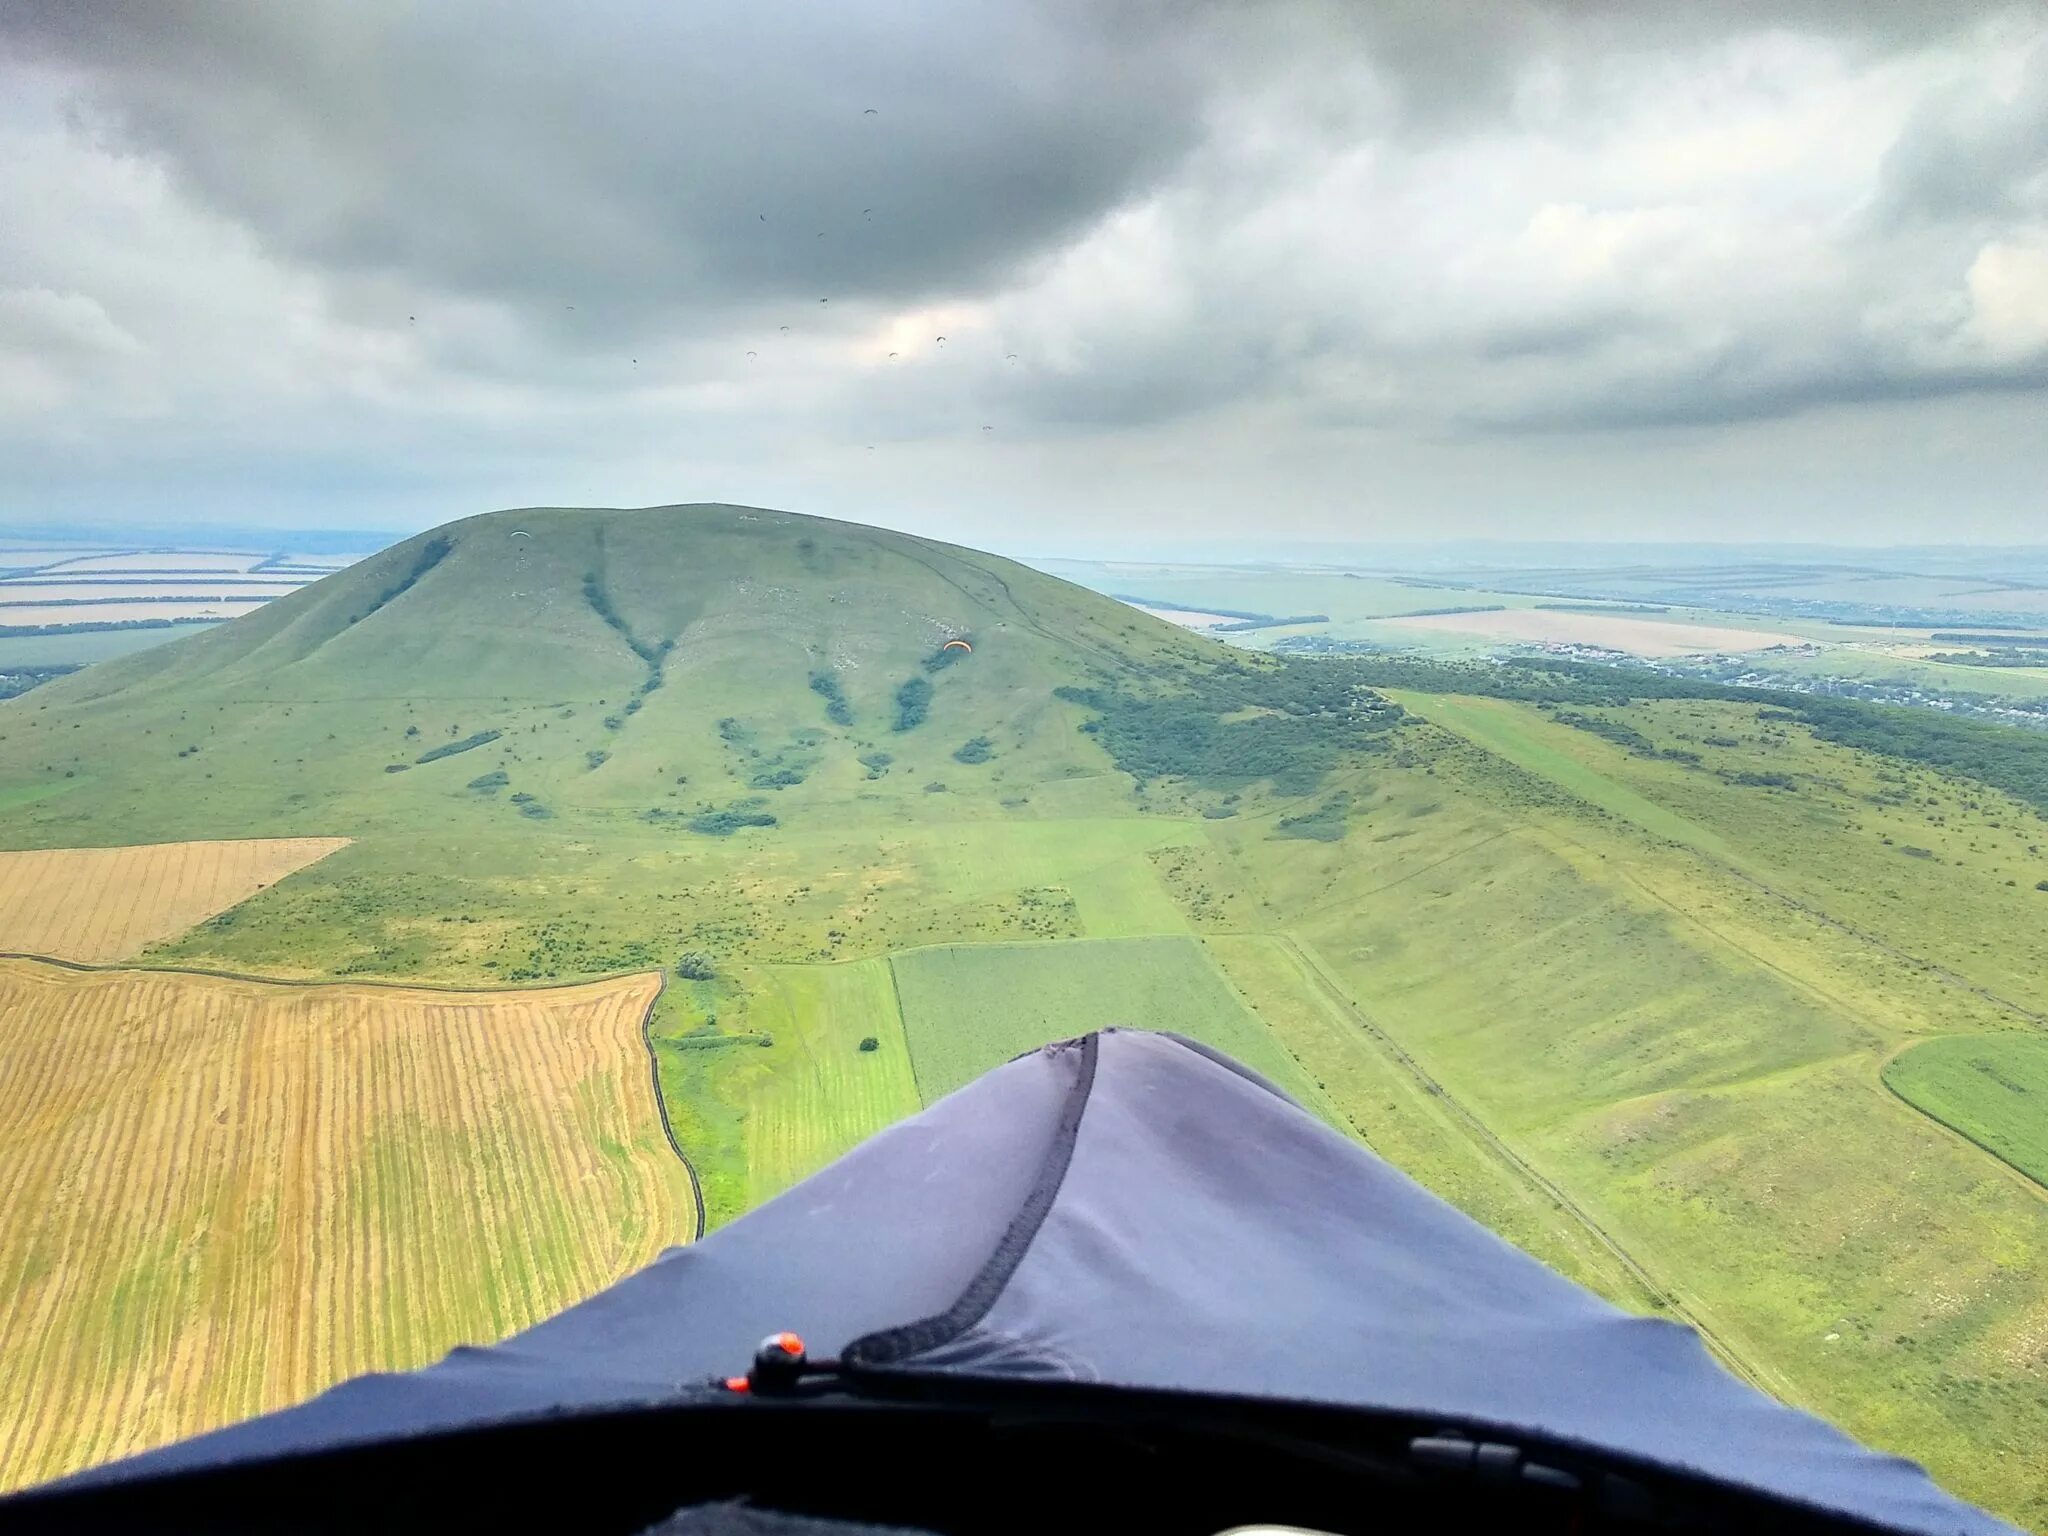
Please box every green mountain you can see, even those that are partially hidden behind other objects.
[17,504,1210,840]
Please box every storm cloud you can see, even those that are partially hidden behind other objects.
[2,1,2044,545]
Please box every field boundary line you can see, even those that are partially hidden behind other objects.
[0,834,352,856]
[885,954,935,1107]
[0,950,663,997]
[1877,1040,2048,1204]
[637,971,707,1240]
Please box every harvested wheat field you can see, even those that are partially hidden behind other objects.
[0,838,349,963]
[0,958,695,1491]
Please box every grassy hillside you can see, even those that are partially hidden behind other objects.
[2,504,2045,1523]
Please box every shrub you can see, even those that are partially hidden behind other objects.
[675,951,716,981]
[586,750,610,771]
[467,770,509,792]
[858,1036,879,1053]
[809,671,853,726]
[416,728,502,764]
[688,806,779,835]
[952,735,995,764]
[892,677,933,732]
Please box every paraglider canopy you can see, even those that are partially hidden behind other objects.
[7,1031,2012,1536]
[940,638,972,654]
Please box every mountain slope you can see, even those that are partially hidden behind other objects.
[4,504,1217,844]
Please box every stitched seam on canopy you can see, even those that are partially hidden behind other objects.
[841,1032,1099,1369]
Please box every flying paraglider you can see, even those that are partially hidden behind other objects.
[940,638,972,654]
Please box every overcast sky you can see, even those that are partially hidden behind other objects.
[3,1,2045,553]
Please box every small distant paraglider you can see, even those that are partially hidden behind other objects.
[746,351,757,360]
[940,638,972,654]
[780,325,791,334]
[935,336,946,345]
[863,108,877,116]
[1006,354,1018,363]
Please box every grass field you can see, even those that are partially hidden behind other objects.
[0,838,349,962]
[0,958,691,1491]
[1884,1036,2048,1188]
[734,960,922,1207]
[1331,697,2048,1522]
[891,935,1317,1104]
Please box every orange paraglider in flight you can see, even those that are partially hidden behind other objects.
[940,638,972,654]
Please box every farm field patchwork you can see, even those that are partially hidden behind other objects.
[0,958,692,1491]
[1884,1035,2048,1188]
[0,838,350,962]
[1383,607,1806,656]
[0,582,307,601]
[0,599,274,625]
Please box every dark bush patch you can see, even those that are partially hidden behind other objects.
[952,735,995,764]
[809,671,854,726]
[688,805,779,835]
[467,770,509,792]
[893,676,933,732]
[1274,793,1351,842]
[416,728,502,764]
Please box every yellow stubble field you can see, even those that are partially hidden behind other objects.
[0,958,696,1491]
[0,838,350,963]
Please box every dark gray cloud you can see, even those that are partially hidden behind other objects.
[4,0,1210,335]
[1,0,2045,542]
